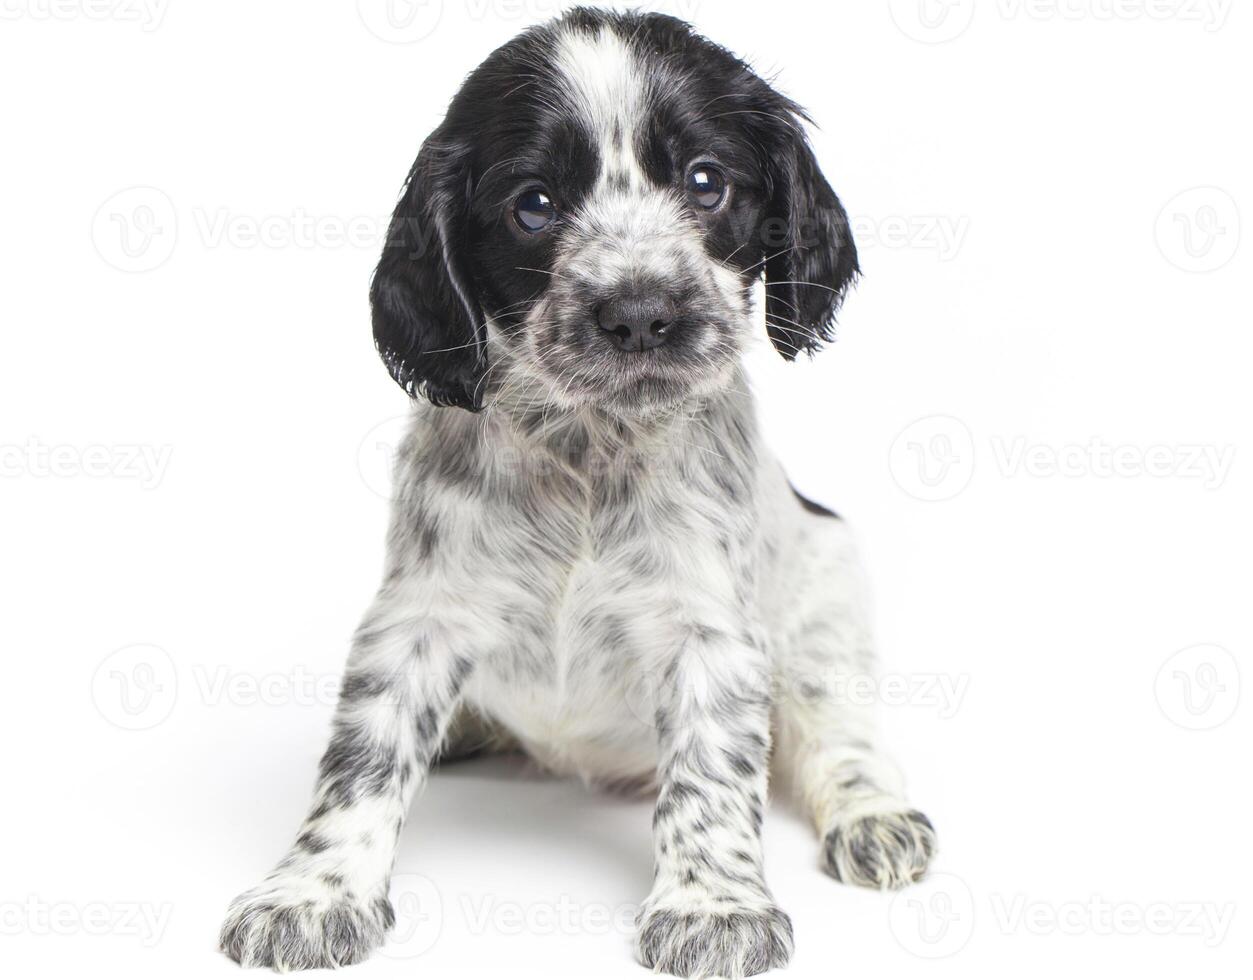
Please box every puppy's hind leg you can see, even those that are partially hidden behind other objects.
[772,516,937,890]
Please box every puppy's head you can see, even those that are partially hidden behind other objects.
[371,8,858,414]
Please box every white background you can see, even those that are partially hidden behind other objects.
[1,1,1249,978]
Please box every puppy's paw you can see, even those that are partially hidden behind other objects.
[636,900,793,978]
[219,877,393,971]
[823,808,936,889]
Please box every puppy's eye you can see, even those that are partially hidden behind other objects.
[686,165,727,210]
[514,189,557,233]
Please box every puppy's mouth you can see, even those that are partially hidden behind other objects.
[566,328,738,412]
[608,373,703,411]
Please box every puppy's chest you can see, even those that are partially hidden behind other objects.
[468,544,664,776]
[464,480,681,768]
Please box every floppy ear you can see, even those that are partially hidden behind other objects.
[761,116,860,360]
[370,136,486,410]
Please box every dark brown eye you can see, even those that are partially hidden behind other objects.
[687,165,727,209]
[514,189,557,233]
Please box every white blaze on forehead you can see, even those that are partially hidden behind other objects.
[545,23,737,321]
[553,26,650,189]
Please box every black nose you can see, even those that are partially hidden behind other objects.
[596,295,678,352]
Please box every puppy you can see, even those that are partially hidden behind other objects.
[221,8,935,977]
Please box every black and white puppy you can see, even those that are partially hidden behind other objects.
[221,8,935,977]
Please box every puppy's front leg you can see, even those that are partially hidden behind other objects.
[637,627,793,978]
[220,589,472,970]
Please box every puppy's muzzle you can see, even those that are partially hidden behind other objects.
[596,293,678,352]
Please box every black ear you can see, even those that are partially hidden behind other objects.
[762,115,860,360]
[370,135,486,409]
